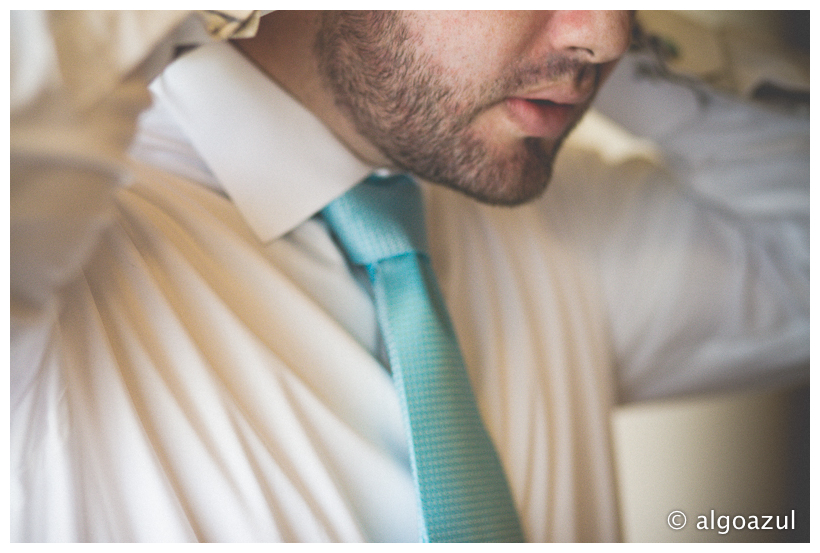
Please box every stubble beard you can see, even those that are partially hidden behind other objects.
[315,11,588,206]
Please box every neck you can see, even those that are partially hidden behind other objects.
[232,11,391,168]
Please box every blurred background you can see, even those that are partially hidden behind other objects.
[605,11,809,543]
[612,384,808,542]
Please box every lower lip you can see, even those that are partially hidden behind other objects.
[504,98,576,138]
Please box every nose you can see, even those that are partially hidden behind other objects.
[544,11,632,64]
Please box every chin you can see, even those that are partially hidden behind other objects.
[433,135,558,207]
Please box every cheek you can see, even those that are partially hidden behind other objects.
[404,11,521,87]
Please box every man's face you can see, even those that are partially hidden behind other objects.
[315,11,632,205]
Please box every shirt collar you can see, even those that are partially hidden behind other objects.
[150,41,373,242]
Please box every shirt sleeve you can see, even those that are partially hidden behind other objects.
[589,52,809,402]
[10,10,263,308]
[10,10,263,421]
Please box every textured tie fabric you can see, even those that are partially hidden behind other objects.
[322,174,524,543]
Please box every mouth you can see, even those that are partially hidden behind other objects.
[503,97,580,139]
[500,65,597,139]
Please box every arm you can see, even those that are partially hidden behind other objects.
[10,10,261,308]
[590,49,808,402]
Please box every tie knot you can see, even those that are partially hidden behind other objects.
[322,173,428,266]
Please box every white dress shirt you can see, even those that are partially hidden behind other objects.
[11,34,808,542]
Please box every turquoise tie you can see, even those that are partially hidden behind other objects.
[322,174,524,543]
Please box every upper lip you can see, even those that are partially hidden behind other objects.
[511,64,599,105]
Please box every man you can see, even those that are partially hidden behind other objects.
[10,11,808,542]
